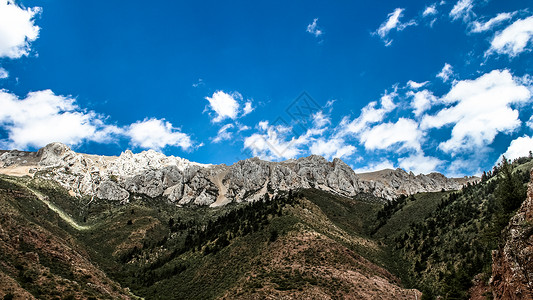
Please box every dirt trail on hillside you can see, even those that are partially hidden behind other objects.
[27,187,92,231]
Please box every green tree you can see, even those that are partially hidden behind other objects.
[495,156,526,214]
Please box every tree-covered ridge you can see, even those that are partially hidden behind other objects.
[389,156,532,299]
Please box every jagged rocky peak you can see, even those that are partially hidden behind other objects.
[0,142,478,205]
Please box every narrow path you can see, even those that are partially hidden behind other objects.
[27,187,93,231]
[4,178,93,231]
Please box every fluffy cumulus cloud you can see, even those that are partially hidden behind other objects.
[309,137,355,160]
[0,89,119,149]
[205,90,254,122]
[422,70,531,154]
[0,0,41,59]
[487,16,533,57]
[243,111,334,161]
[306,18,323,37]
[449,0,475,22]
[437,63,454,82]
[359,118,423,151]
[398,153,442,174]
[375,8,417,46]
[409,89,438,117]
[205,91,241,122]
[0,89,195,151]
[243,122,307,160]
[501,135,533,161]
[243,101,254,116]
[126,118,192,151]
[470,12,516,33]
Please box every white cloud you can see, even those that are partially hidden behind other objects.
[449,0,475,22]
[422,69,531,154]
[470,12,516,33]
[359,118,423,151]
[340,90,397,135]
[238,124,251,132]
[375,8,417,46]
[501,135,533,161]
[0,1,41,58]
[205,91,241,123]
[527,115,533,129]
[487,15,533,57]
[398,152,442,174]
[436,63,453,82]
[0,89,120,149]
[205,90,254,122]
[306,18,323,37]
[409,89,438,117]
[242,101,254,116]
[0,67,7,79]
[310,137,355,160]
[126,118,192,151]
[407,80,428,89]
[353,160,395,173]
[243,122,308,160]
[192,78,204,88]
[212,123,234,143]
[423,4,438,17]
[312,111,330,128]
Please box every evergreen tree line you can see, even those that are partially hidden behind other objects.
[120,190,302,288]
[393,156,531,299]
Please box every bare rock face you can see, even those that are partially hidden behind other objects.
[490,168,533,300]
[0,142,477,206]
[96,180,129,201]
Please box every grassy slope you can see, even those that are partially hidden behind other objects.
[0,176,133,300]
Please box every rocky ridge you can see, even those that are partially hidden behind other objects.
[490,168,533,299]
[0,143,477,206]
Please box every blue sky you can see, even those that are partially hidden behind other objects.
[1,0,533,176]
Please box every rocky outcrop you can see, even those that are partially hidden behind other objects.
[356,168,475,200]
[490,168,533,299]
[0,143,477,205]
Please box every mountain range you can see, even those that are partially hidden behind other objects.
[0,143,531,300]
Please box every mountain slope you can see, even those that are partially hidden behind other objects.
[0,174,421,299]
[0,176,134,299]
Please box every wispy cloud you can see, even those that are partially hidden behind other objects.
[449,0,475,22]
[469,12,516,33]
[436,63,454,82]
[212,123,234,143]
[0,67,7,79]
[374,8,417,46]
[306,18,323,37]
[423,4,438,18]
